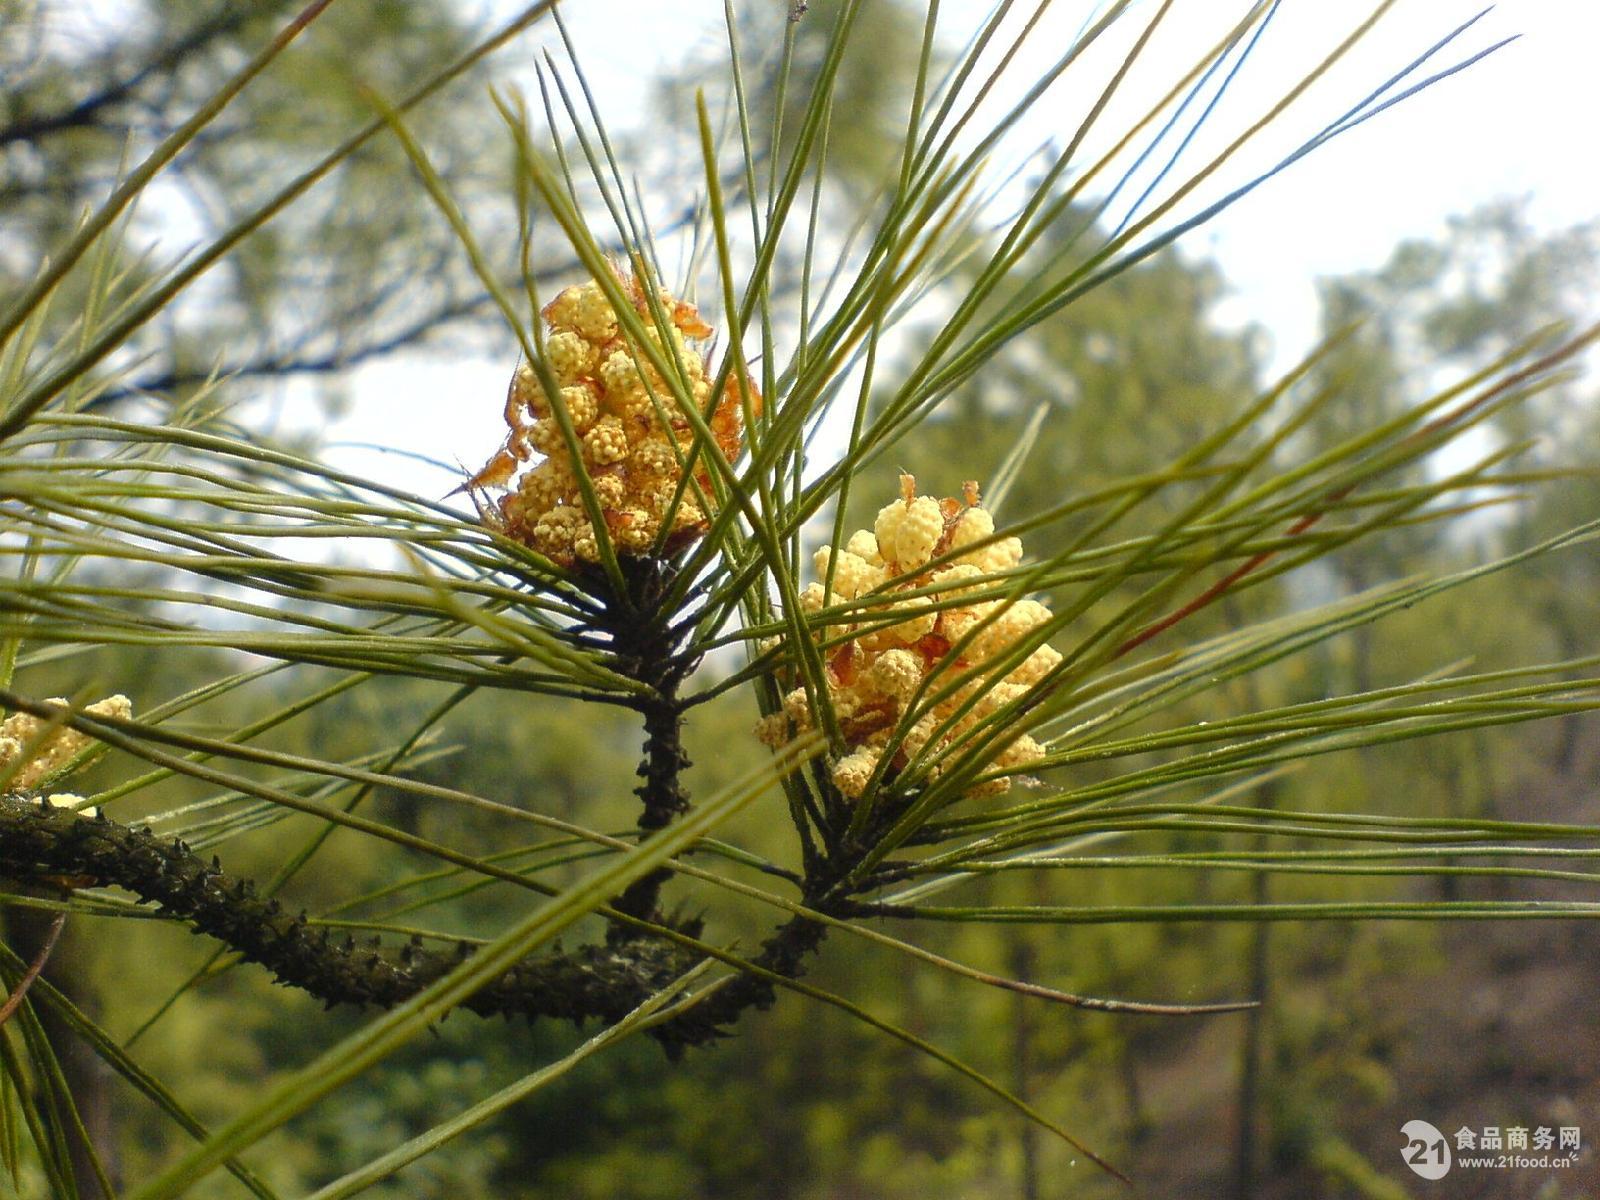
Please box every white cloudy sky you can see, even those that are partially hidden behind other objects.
[539,0,1596,350]
[329,0,1599,487]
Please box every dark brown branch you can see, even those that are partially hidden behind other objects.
[583,559,699,927]
[0,793,833,1052]
[0,795,697,1029]
[0,7,260,148]
[655,913,827,1051]
[77,195,724,410]
[83,289,501,409]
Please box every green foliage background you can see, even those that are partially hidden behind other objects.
[1,2,1597,1198]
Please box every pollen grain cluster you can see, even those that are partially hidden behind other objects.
[472,271,758,567]
[0,694,131,798]
[758,476,1055,801]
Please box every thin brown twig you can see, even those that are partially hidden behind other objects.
[0,910,67,1027]
[1112,323,1600,660]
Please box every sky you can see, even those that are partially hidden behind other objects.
[543,0,1596,358]
[329,0,1600,488]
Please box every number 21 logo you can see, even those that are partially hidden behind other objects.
[1401,1119,1452,1180]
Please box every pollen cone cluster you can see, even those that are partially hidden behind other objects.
[757,476,1056,801]
[0,694,130,807]
[472,271,759,567]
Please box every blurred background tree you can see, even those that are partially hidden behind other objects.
[1,2,1597,1198]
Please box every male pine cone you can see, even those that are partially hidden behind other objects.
[759,476,1055,801]
[472,271,759,567]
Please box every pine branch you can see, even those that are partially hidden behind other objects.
[582,559,701,927]
[0,792,840,1053]
[0,794,696,1030]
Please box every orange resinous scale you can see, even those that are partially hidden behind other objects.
[758,476,1058,801]
[472,271,759,567]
